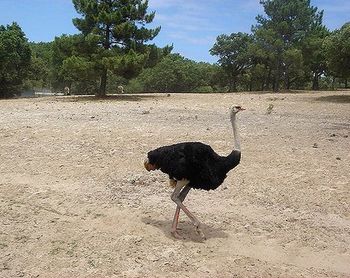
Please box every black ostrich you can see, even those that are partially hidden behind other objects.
[144,106,245,239]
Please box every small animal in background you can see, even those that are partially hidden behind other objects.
[144,106,245,239]
[117,85,124,94]
[267,103,274,114]
[64,86,70,95]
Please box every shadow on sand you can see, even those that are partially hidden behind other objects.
[142,216,228,243]
[57,93,169,102]
[315,95,350,103]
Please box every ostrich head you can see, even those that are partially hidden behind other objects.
[230,105,245,116]
[144,158,157,171]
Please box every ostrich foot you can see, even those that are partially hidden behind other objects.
[195,226,206,241]
[171,229,184,239]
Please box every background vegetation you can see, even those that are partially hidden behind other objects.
[1,0,349,98]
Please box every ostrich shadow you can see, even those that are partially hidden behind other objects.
[141,216,229,242]
[315,95,350,103]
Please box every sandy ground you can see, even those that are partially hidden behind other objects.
[0,91,349,278]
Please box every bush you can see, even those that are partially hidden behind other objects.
[192,86,214,93]
[0,23,31,98]
[125,79,145,93]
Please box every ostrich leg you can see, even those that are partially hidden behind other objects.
[171,180,206,240]
[171,185,191,238]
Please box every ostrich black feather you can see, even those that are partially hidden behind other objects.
[147,142,241,190]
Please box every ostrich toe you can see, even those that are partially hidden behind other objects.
[195,226,206,240]
[171,229,184,239]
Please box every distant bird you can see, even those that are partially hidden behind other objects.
[144,106,245,239]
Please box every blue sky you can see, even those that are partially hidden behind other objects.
[0,0,349,63]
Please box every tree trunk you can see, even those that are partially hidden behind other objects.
[229,75,237,92]
[286,75,290,90]
[312,72,319,90]
[332,77,336,90]
[345,78,348,88]
[98,69,108,97]
[285,67,290,90]
[232,79,237,92]
[228,78,233,92]
[274,50,282,93]
[97,24,111,97]
[265,67,272,91]
[273,67,280,92]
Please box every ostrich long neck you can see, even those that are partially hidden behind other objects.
[221,112,241,172]
[230,113,241,151]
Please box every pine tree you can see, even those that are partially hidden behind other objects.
[255,0,323,91]
[0,23,31,98]
[325,23,350,88]
[72,0,160,96]
[210,33,252,92]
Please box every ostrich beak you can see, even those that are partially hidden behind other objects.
[239,107,246,111]
[144,158,150,171]
[144,158,156,171]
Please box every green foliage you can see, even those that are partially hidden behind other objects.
[4,1,348,95]
[208,0,343,92]
[257,0,323,43]
[254,0,324,91]
[125,78,144,93]
[26,42,53,89]
[0,22,31,98]
[301,25,330,89]
[210,33,252,91]
[131,54,218,93]
[50,33,103,93]
[106,74,127,93]
[72,0,162,96]
[192,86,214,93]
[324,23,350,87]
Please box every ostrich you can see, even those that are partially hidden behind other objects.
[64,86,70,96]
[117,85,124,94]
[144,106,245,239]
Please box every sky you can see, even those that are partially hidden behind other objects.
[0,0,349,63]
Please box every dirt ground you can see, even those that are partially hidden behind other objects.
[0,91,349,278]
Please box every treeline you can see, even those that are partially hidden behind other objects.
[210,0,350,92]
[1,0,349,98]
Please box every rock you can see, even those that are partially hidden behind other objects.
[134,236,143,243]
[147,254,159,262]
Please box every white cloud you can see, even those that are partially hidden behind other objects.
[148,0,224,45]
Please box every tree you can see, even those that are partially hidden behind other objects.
[210,33,252,91]
[51,34,101,94]
[136,54,198,92]
[247,29,278,91]
[301,25,329,90]
[131,54,219,93]
[254,0,324,91]
[72,0,161,96]
[325,23,350,88]
[0,22,31,98]
[26,42,53,89]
